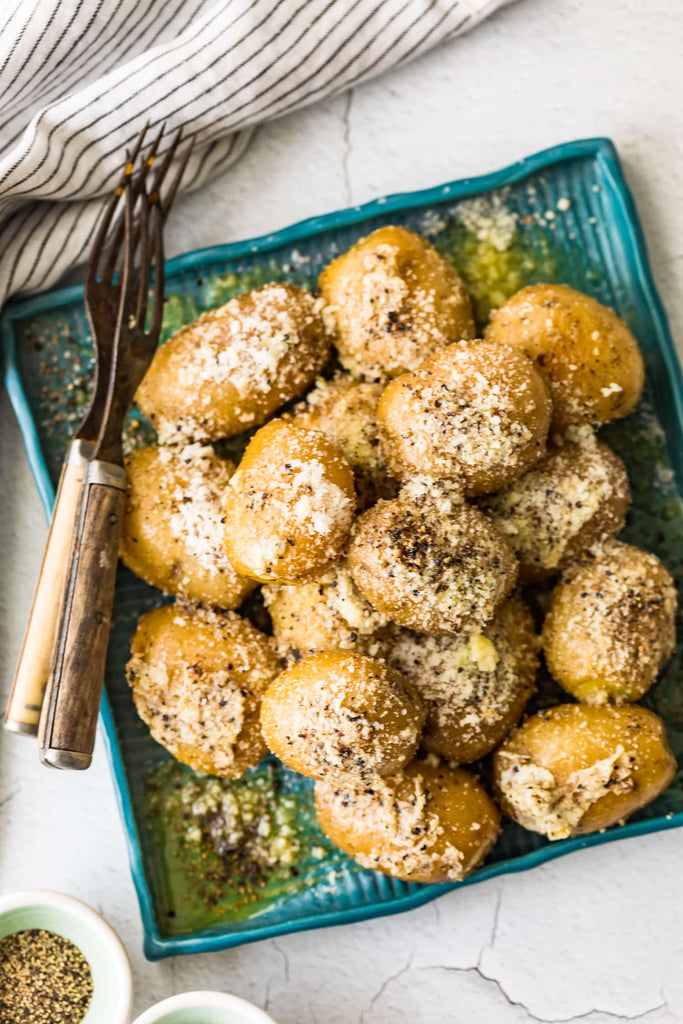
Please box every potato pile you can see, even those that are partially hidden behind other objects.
[124,224,677,885]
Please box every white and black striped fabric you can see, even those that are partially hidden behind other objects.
[0,0,514,305]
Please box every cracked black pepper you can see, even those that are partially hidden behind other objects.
[0,928,93,1024]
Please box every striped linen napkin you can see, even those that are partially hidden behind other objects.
[0,0,515,305]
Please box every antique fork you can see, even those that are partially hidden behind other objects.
[4,126,189,738]
[35,129,189,769]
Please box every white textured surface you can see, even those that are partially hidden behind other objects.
[2,0,683,1021]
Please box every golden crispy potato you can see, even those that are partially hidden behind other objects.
[388,597,538,762]
[260,652,426,784]
[493,704,675,840]
[348,481,518,635]
[223,419,356,584]
[319,225,475,380]
[483,439,630,581]
[120,443,255,609]
[485,283,645,432]
[137,283,330,442]
[378,340,551,494]
[287,373,397,508]
[542,541,677,705]
[264,563,390,664]
[315,755,500,883]
[127,603,278,777]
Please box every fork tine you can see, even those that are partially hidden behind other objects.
[127,121,151,170]
[133,129,186,336]
[125,121,151,178]
[147,195,165,342]
[149,125,183,198]
[134,188,151,330]
[115,175,138,338]
[85,186,121,300]
[102,124,165,285]
[146,121,168,176]
[85,164,132,300]
[86,123,149,298]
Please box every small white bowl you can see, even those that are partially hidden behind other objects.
[132,991,278,1024]
[0,889,133,1024]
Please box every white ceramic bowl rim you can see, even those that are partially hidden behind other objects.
[132,990,277,1024]
[0,889,133,1024]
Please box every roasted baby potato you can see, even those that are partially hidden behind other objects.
[378,340,551,494]
[121,443,255,608]
[127,603,278,777]
[260,652,425,784]
[315,755,500,883]
[483,439,630,581]
[348,482,518,635]
[223,419,356,584]
[264,563,389,664]
[485,283,644,432]
[137,282,330,442]
[319,225,475,380]
[493,704,675,840]
[542,541,677,705]
[388,597,538,763]
[287,374,397,508]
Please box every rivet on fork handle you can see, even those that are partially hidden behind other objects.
[38,459,127,770]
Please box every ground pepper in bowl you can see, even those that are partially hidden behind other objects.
[0,928,93,1023]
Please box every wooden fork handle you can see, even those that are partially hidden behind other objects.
[4,440,96,736]
[39,459,127,770]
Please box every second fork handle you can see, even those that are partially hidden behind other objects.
[39,459,127,770]
[4,439,96,736]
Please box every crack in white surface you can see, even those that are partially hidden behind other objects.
[358,896,667,1024]
[342,89,354,204]
[565,1006,669,1023]
[470,894,668,1022]
[424,964,668,1024]
[0,788,19,810]
[488,887,503,952]
[431,897,442,928]
[359,953,414,1024]
[272,938,291,983]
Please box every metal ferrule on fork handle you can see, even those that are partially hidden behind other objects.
[38,458,127,770]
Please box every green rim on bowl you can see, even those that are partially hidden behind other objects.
[132,990,276,1024]
[3,137,683,959]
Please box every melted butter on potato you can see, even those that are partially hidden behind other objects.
[121,442,255,609]
[127,603,278,777]
[260,652,425,784]
[315,755,500,883]
[377,339,551,495]
[493,704,676,840]
[483,437,631,581]
[319,225,475,380]
[137,282,331,442]
[388,596,538,763]
[485,283,644,432]
[223,419,356,584]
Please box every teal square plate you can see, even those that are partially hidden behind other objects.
[3,138,683,959]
